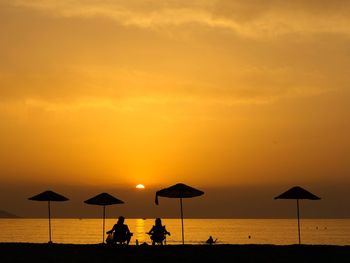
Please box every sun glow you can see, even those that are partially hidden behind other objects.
[136,184,145,189]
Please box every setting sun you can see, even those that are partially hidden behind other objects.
[136,184,145,189]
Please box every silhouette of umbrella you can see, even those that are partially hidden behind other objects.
[274,186,320,244]
[155,183,204,244]
[84,193,124,243]
[28,190,69,243]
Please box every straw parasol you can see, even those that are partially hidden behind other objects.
[274,186,320,244]
[84,193,124,243]
[28,190,69,243]
[155,183,204,244]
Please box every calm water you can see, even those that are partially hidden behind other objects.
[0,219,349,245]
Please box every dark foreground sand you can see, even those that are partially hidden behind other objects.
[1,243,350,263]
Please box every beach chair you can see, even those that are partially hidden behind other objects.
[148,229,169,245]
[149,233,167,245]
[106,232,133,245]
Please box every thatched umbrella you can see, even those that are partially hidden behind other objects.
[274,186,320,244]
[155,183,204,244]
[28,190,69,243]
[84,193,124,243]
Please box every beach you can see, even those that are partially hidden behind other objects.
[1,243,350,263]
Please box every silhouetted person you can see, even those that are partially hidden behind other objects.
[206,236,217,245]
[147,218,170,245]
[106,216,133,245]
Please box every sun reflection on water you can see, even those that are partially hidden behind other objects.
[134,218,145,244]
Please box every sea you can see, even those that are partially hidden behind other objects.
[0,219,349,245]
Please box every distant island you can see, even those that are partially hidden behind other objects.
[0,210,20,218]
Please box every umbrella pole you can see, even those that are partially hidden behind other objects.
[48,201,52,243]
[296,199,301,244]
[180,198,184,245]
[103,205,106,244]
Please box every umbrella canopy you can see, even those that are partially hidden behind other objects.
[275,186,320,200]
[28,190,69,243]
[155,183,204,204]
[155,183,204,244]
[84,193,124,243]
[29,190,69,202]
[274,186,320,244]
[84,193,124,206]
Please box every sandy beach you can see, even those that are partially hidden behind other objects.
[1,243,350,263]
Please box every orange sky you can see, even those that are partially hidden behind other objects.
[1,0,350,191]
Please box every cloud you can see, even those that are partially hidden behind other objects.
[0,0,349,109]
[0,62,335,111]
[6,0,350,37]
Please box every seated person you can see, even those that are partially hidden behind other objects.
[206,236,217,245]
[106,216,133,245]
[147,218,170,245]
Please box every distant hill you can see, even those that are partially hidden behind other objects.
[0,210,20,218]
